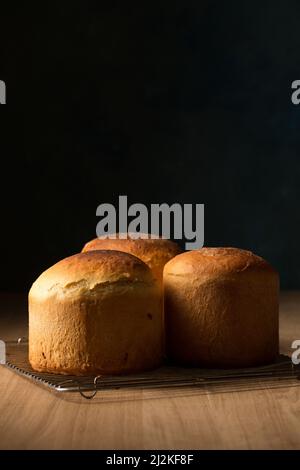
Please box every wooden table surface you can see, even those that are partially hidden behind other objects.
[0,292,300,450]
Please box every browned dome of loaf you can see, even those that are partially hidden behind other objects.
[82,234,182,284]
[164,247,277,279]
[29,250,154,300]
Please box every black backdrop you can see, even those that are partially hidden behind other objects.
[1,1,300,290]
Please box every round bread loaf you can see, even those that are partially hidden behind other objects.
[82,234,182,287]
[29,250,163,375]
[164,247,279,367]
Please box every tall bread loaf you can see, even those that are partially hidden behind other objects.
[164,247,279,367]
[29,250,163,375]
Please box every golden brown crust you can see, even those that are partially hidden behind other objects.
[29,251,163,375]
[164,247,277,279]
[164,247,279,368]
[29,250,154,301]
[82,235,182,285]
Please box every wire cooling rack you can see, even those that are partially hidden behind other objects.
[4,339,300,399]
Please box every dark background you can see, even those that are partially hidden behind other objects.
[0,1,300,291]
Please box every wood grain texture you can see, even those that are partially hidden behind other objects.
[0,292,300,450]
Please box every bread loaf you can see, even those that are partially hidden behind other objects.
[164,247,279,367]
[29,250,163,375]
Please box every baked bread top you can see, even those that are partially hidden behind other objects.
[164,247,277,279]
[82,234,182,282]
[29,250,154,300]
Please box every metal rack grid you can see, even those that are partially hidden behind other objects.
[4,340,300,399]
